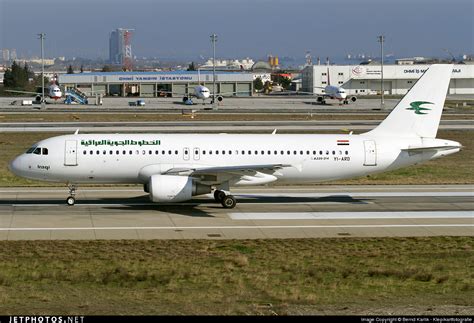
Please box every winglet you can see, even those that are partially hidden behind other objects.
[74,129,79,135]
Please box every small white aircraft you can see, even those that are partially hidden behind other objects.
[162,70,244,105]
[318,68,357,104]
[297,68,357,105]
[6,82,62,103]
[9,65,460,209]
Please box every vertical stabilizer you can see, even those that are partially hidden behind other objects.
[365,64,452,138]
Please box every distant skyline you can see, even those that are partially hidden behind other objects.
[1,0,472,62]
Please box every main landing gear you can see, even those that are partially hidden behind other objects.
[66,184,77,206]
[213,189,237,209]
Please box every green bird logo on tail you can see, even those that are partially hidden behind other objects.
[406,101,433,115]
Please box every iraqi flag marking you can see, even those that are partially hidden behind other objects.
[337,140,350,146]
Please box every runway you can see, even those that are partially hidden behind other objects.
[0,119,472,132]
[0,185,472,240]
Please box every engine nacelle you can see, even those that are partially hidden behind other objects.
[349,96,357,103]
[148,175,211,202]
[182,96,188,103]
[35,95,42,103]
[316,96,324,103]
[216,95,223,102]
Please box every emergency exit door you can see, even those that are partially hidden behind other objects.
[64,140,78,166]
[363,140,377,166]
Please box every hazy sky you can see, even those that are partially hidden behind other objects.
[0,0,472,61]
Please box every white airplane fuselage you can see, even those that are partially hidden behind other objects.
[9,133,460,185]
[324,85,347,101]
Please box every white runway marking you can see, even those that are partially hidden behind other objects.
[229,211,474,220]
[0,224,473,231]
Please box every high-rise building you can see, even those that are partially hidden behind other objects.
[10,49,17,60]
[2,49,10,61]
[109,28,133,69]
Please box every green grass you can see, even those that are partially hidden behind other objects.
[0,237,472,315]
[0,130,472,186]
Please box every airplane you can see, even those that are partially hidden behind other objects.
[6,81,103,104]
[9,65,460,209]
[161,70,245,105]
[296,68,357,105]
[6,81,63,103]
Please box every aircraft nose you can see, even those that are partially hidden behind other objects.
[8,156,23,176]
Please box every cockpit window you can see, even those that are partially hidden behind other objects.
[33,147,41,155]
[26,147,36,154]
[42,148,48,155]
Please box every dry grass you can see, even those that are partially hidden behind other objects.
[0,237,472,315]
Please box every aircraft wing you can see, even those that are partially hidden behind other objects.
[4,89,40,95]
[211,91,252,97]
[163,163,291,176]
[161,163,293,185]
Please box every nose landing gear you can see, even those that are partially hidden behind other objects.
[66,184,77,206]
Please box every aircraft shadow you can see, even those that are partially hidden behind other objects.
[1,195,370,218]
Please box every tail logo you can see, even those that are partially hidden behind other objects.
[406,101,433,115]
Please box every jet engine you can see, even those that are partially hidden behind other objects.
[217,95,223,102]
[35,95,42,103]
[349,96,357,103]
[148,174,211,202]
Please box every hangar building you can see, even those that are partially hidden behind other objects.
[302,64,474,95]
[58,71,254,97]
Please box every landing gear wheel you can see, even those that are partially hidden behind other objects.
[214,190,226,202]
[221,195,236,209]
[66,196,75,206]
[343,100,349,104]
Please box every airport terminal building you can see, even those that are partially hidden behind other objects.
[58,71,254,97]
[302,64,474,95]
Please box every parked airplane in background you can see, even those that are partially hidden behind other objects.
[162,70,244,105]
[298,68,357,105]
[6,81,62,103]
[9,65,460,209]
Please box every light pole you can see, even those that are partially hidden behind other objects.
[210,33,217,109]
[38,32,46,109]
[377,35,385,109]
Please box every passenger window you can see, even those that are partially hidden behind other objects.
[229,150,232,155]
[345,151,349,155]
[97,150,100,155]
[116,150,119,155]
[326,151,329,155]
[155,150,159,155]
[222,150,225,155]
[149,150,152,155]
[255,151,258,155]
[109,150,113,155]
[332,151,335,155]
[216,150,219,155]
[129,150,133,155]
[174,150,178,155]
[242,151,245,155]
[122,150,126,155]
[300,151,303,155]
[319,151,323,155]
[293,151,297,155]
[287,151,290,155]
[89,150,93,155]
[248,150,252,155]
[103,150,106,155]
[203,150,206,155]
[83,151,87,155]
